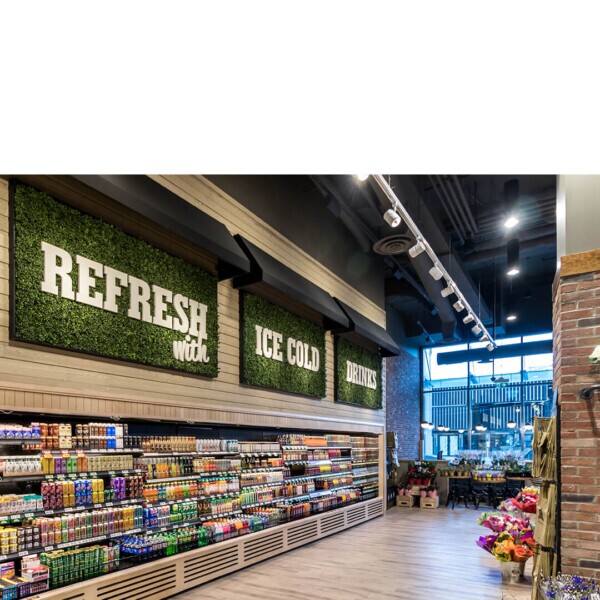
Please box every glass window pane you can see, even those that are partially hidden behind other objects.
[523,353,553,381]
[523,332,553,343]
[423,344,468,389]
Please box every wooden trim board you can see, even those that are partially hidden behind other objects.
[560,248,600,278]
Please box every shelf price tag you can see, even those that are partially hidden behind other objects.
[18,551,29,557]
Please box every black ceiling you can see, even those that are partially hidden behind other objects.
[313,174,557,347]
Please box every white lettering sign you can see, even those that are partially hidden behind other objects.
[255,325,320,372]
[346,360,377,390]
[40,241,210,364]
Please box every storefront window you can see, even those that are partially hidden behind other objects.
[421,333,553,460]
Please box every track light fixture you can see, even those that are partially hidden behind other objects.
[383,208,402,228]
[475,424,484,432]
[408,240,426,258]
[441,284,454,298]
[429,264,444,281]
[420,421,429,429]
[523,423,533,431]
[486,342,494,352]
[457,429,465,434]
[437,425,444,431]
[427,422,435,430]
[507,420,517,429]
[371,174,496,348]
[471,324,482,335]
[452,300,465,313]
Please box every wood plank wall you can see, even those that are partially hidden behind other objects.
[0,177,386,434]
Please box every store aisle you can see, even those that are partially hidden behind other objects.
[172,506,533,600]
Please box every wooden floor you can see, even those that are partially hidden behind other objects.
[172,505,533,600]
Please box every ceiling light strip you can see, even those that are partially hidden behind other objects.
[371,174,496,349]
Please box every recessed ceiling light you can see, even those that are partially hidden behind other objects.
[506,314,517,321]
[463,314,474,324]
[355,174,369,182]
[507,268,520,277]
[507,420,517,429]
[504,216,519,228]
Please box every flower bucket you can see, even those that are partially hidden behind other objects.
[398,488,405,496]
[500,561,526,583]
[428,490,438,498]
[420,490,427,498]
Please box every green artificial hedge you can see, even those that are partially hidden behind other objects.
[12,183,219,377]
[240,292,326,398]
[335,336,382,409]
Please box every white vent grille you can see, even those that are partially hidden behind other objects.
[243,531,284,563]
[320,512,345,535]
[184,545,239,584]
[346,505,367,525]
[287,520,318,547]
[97,565,176,600]
[368,499,384,518]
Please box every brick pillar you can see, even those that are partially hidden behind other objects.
[385,349,420,459]
[554,269,600,577]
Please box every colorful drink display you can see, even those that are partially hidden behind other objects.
[193,458,242,474]
[0,422,377,595]
[120,527,208,564]
[40,545,119,589]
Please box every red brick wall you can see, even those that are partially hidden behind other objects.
[554,270,600,577]
[385,349,420,459]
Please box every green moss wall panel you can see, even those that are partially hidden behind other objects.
[240,292,326,398]
[335,337,382,409]
[12,183,219,377]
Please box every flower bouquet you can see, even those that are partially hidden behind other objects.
[478,511,530,533]
[541,573,599,599]
[476,528,536,562]
[500,487,539,514]
[477,509,536,581]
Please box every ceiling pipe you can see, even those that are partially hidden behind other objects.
[443,176,474,237]
[452,175,479,234]
[428,175,466,244]
[434,174,468,240]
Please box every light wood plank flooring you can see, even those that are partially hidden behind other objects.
[173,506,533,600]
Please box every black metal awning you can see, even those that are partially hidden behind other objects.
[232,235,350,331]
[73,175,251,280]
[334,298,401,357]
